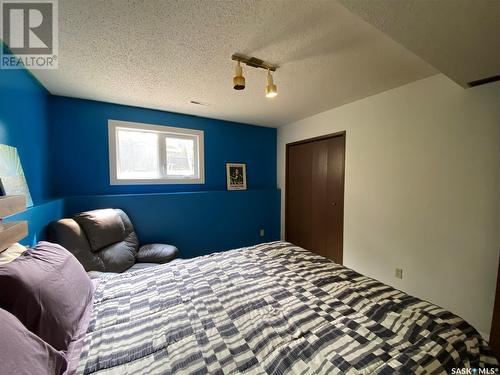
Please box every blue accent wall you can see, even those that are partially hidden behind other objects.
[64,190,280,258]
[47,96,279,256]
[48,96,277,196]
[0,45,50,204]
[0,44,64,248]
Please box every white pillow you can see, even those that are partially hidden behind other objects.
[0,243,27,265]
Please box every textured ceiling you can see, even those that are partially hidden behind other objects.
[30,0,437,127]
[340,0,500,87]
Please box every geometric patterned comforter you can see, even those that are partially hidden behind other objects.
[76,241,498,374]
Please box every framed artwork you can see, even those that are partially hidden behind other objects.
[226,163,247,191]
[0,144,33,207]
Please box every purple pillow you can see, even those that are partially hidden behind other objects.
[0,241,94,352]
[0,308,67,374]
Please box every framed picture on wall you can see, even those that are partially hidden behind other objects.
[226,163,247,191]
[0,144,33,207]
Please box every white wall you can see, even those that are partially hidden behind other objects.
[278,74,500,337]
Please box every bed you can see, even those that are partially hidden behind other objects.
[73,241,497,374]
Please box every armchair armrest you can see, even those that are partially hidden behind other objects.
[136,244,178,264]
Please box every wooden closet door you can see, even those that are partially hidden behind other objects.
[286,141,313,249]
[286,133,345,264]
[311,139,329,258]
[325,136,345,264]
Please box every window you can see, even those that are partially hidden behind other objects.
[108,120,204,184]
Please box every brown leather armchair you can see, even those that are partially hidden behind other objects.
[48,208,178,274]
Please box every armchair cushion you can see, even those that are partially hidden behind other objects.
[73,209,126,251]
[47,219,105,272]
[128,262,159,271]
[137,244,178,264]
[97,241,136,273]
[87,262,160,279]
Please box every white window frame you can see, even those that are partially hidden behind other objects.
[108,119,205,185]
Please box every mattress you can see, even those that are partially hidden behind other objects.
[75,241,497,374]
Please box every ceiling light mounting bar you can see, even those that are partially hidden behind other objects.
[231,54,277,72]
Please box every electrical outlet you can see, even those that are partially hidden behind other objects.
[259,229,265,237]
[395,268,403,279]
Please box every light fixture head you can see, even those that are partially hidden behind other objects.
[233,61,245,90]
[265,69,277,98]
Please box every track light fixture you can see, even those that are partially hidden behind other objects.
[233,61,245,90]
[265,69,277,98]
[231,54,278,98]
